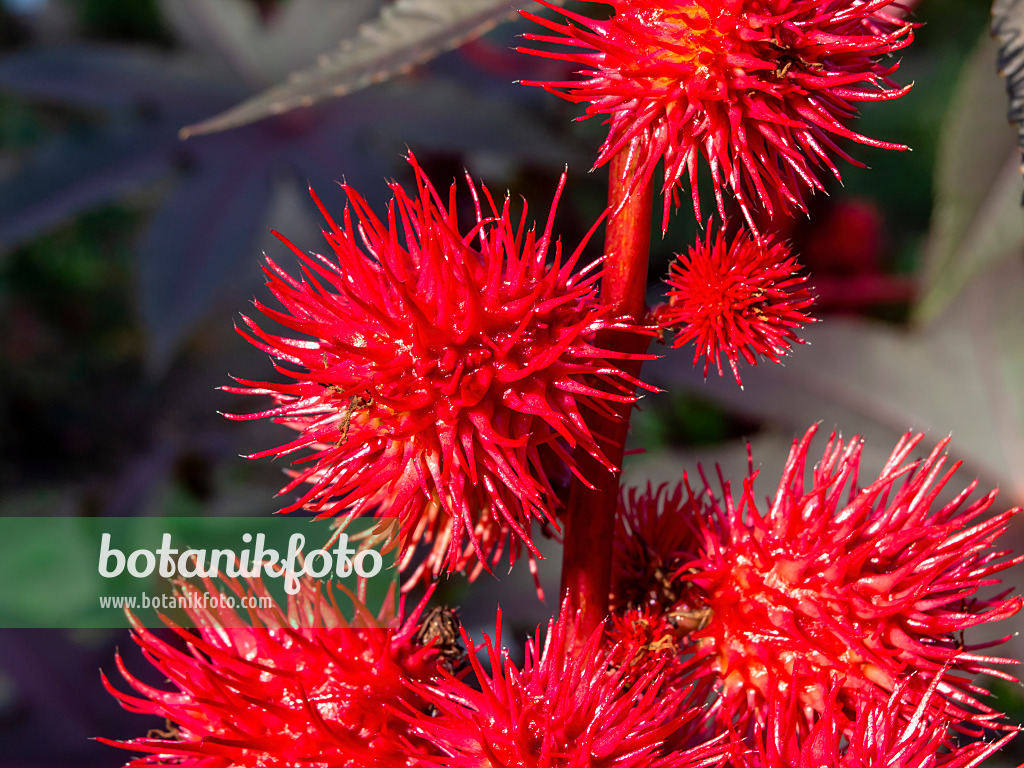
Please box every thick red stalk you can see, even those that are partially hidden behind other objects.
[560,152,653,646]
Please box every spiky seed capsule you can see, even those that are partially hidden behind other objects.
[101,579,447,767]
[225,153,656,588]
[660,226,815,385]
[683,426,1023,733]
[408,603,728,768]
[610,483,706,615]
[520,0,913,230]
[736,673,1018,768]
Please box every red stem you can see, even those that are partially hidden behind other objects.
[560,151,653,646]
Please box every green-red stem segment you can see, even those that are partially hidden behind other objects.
[560,151,654,647]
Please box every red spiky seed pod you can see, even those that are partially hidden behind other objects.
[684,426,1024,734]
[605,606,694,686]
[224,153,656,588]
[660,226,815,386]
[100,578,445,767]
[737,672,1018,768]
[610,483,706,618]
[519,0,913,230]
[407,603,728,768]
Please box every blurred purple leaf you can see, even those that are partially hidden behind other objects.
[0,47,241,250]
[0,628,147,767]
[138,146,274,371]
[0,126,168,246]
[180,0,567,137]
[0,46,236,112]
[161,0,384,88]
[0,39,572,366]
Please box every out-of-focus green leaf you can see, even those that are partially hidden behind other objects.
[993,0,1024,183]
[916,33,1024,324]
[650,253,1024,505]
[180,0,566,137]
